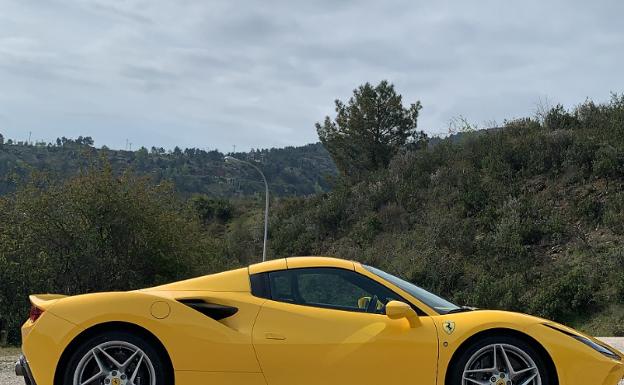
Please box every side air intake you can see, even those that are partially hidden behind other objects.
[178,299,238,320]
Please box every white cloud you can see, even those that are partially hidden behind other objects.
[0,0,623,150]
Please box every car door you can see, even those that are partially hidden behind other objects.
[251,267,439,385]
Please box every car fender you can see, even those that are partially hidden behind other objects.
[34,291,264,377]
[434,310,549,384]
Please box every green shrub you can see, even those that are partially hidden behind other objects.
[0,162,222,343]
[527,268,599,321]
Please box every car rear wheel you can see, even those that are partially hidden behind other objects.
[62,331,167,385]
[449,335,550,385]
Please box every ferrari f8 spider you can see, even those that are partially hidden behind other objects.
[16,257,624,385]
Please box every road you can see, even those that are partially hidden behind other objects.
[2,339,624,385]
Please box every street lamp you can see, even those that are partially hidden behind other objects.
[224,156,269,262]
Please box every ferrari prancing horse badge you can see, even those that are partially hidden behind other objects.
[443,321,456,335]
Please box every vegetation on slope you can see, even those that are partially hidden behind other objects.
[0,139,336,197]
[270,93,624,334]
[1,83,623,343]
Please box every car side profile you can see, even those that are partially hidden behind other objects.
[16,256,624,385]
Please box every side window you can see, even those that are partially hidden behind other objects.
[270,270,296,303]
[267,268,402,314]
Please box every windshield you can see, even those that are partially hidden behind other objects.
[363,265,460,314]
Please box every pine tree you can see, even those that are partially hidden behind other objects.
[316,81,422,180]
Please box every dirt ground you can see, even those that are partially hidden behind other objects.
[1,347,20,385]
[2,339,624,385]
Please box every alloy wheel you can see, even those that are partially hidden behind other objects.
[73,340,156,385]
[462,343,541,385]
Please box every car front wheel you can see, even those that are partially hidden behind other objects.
[449,335,550,385]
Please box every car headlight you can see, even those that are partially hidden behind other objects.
[544,323,621,361]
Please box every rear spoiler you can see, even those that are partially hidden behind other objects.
[29,294,68,310]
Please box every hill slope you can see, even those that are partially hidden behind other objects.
[0,141,337,197]
[1,96,623,339]
[268,96,624,335]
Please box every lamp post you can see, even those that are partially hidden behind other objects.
[224,156,269,262]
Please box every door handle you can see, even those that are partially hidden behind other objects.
[265,332,286,340]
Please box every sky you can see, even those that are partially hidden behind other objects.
[0,0,623,152]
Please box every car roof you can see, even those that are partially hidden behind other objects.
[248,256,355,274]
[247,257,439,316]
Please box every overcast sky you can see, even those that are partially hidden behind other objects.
[0,0,622,151]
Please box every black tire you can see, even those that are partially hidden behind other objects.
[448,335,551,385]
[61,330,169,385]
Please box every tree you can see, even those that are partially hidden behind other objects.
[0,161,215,343]
[316,80,422,180]
[0,132,4,146]
[76,136,94,146]
[544,104,579,130]
[191,196,234,225]
[136,146,149,157]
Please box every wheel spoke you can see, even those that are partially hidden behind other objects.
[463,376,490,385]
[96,347,124,369]
[492,345,497,370]
[514,365,538,378]
[498,345,515,377]
[120,349,141,371]
[130,352,144,385]
[465,368,495,374]
[91,349,107,373]
[518,373,538,385]
[77,349,108,385]
[80,370,105,385]
[465,346,498,374]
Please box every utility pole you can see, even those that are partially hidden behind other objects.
[224,156,269,262]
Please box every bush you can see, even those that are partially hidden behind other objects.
[545,104,580,131]
[0,162,219,343]
[527,268,599,320]
[268,95,624,331]
[593,145,623,178]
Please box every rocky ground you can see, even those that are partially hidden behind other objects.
[1,339,623,385]
[0,347,20,385]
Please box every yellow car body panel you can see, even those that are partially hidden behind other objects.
[524,323,624,385]
[20,256,624,385]
[51,291,263,369]
[430,309,624,385]
[249,258,288,274]
[252,297,439,385]
[148,266,250,292]
[285,256,355,270]
[21,311,79,385]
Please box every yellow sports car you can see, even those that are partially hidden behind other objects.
[16,257,624,385]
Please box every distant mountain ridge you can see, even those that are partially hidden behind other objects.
[0,139,337,197]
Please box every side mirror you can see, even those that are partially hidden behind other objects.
[385,300,420,328]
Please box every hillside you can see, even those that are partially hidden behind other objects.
[0,139,337,197]
[1,95,624,343]
[267,96,624,335]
